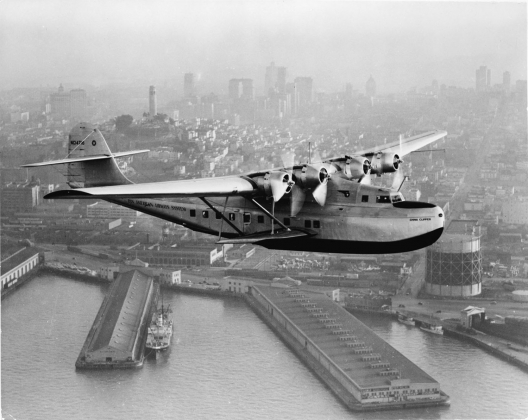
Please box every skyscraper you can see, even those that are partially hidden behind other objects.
[184,73,195,97]
[149,86,157,116]
[49,84,70,117]
[228,79,243,101]
[476,66,491,92]
[293,77,313,108]
[276,67,287,95]
[229,79,254,101]
[265,62,278,95]
[366,75,376,97]
[241,79,255,100]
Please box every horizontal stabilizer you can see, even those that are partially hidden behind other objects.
[217,228,315,244]
[21,150,149,168]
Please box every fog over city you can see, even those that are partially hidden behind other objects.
[2,1,526,93]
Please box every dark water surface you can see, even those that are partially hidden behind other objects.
[2,276,528,419]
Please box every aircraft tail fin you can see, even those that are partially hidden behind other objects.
[22,122,148,188]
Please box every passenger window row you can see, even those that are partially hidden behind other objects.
[189,209,321,228]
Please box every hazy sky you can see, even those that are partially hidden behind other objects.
[1,0,526,94]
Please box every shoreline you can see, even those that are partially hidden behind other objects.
[11,268,528,377]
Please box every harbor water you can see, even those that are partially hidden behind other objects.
[2,275,528,420]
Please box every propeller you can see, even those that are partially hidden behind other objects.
[391,134,406,191]
[360,173,372,185]
[281,151,303,217]
[267,171,294,202]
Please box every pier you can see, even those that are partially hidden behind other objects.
[75,270,158,369]
[247,286,449,411]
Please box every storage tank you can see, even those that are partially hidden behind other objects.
[425,233,482,297]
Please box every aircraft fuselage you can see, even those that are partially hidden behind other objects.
[108,178,445,254]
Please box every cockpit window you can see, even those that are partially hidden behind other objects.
[390,192,404,203]
[376,195,391,204]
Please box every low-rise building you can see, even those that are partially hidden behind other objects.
[1,247,41,292]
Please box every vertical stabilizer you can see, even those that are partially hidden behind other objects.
[67,122,132,188]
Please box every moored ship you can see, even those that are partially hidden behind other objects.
[146,304,173,354]
[397,313,416,326]
[420,321,443,335]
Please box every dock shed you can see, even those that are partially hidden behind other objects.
[76,270,158,369]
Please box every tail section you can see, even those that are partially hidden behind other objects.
[66,123,131,188]
[22,122,149,188]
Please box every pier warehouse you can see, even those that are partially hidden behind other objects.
[249,286,449,410]
[76,270,157,369]
[1,247,41,294]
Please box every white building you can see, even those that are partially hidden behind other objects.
[217,277,252,293]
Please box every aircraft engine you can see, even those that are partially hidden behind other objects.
[292,164,330,190]
[343,157,371,179]
[253,171,294,202]
[370,152,401,175]
[291,163,332,207]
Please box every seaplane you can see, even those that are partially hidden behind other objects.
[22,122,447,254]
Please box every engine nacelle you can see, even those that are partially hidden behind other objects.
[292,164,330,190]
[343,157,371,180]
[253,171,293,202]
[370,152,401,175]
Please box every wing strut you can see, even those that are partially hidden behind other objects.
[250,198,290,233]
[199,197,244,237]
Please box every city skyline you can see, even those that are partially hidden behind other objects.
[1,1,526,94]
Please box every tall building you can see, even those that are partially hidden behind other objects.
[503,71,511,92]
[228,79,243,101]
[276,67,287,94]
[366,75,376,97]
[476,66,491,92]
[228,79,254,101]
[70,89,87,119]
[184,73,195,97]
[294,77,313,108]
[49,84,70,117]
[1,182,41,214]
[241,79,255,100]
[265,62,278,95]
[149,85,157,116]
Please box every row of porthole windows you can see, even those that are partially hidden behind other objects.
[188,209,321,228]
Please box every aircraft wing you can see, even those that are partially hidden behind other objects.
[45,176,257,199]
[251,130,447,174]
[350,130,447,158]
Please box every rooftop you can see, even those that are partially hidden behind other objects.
[1,247,40,275]
[257,286,439,389]
[88,270,153,353]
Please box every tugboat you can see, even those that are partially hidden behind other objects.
[420,321,443,335]
[146,303,173,356]
[397,313,416,326]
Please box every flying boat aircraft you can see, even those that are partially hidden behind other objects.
[23,123,447,254]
